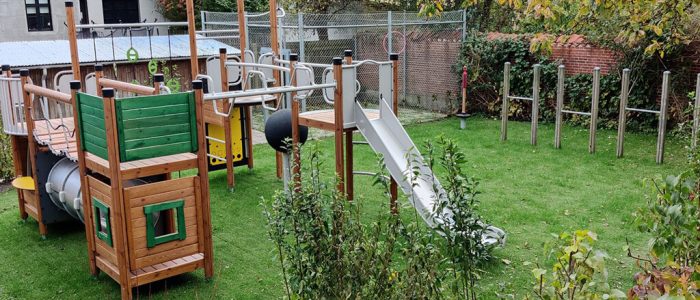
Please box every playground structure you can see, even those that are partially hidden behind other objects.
[501,62,541,145]
[617,69,670,164]
[554,65,600,153]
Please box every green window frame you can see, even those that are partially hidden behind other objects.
[92,198,113,247]
[144,200,186,248]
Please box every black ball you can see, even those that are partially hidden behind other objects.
[265,109,308,153]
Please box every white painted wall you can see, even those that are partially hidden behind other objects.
[0,0,165,42]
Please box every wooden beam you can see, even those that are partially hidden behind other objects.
[101,88,132,300]
[65,2,81,81]
[290,54,301,191]
[69,80,99,276]
[24,84,72,103]
[390,54,399,212]
[99,78,156,95]
[332,58,344,194]
[20,70,47,237]
[193,81,215,279]
[186,0,199,81]
[237,0,247,78]
[220,48,235,189]
[269,0,283,179]
[344,51,353,201]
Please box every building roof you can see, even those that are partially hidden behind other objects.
[0,35,240,68]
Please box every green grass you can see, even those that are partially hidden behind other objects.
[0,117,687,299]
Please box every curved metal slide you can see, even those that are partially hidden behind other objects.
[354,98,506,247]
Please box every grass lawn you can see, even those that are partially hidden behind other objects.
[0,116,687,299]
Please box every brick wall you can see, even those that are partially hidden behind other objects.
[549,36,619,75]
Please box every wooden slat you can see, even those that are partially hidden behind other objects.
[134,244,199,269]
[125,178,195,206]
[96,255,121,283]
[130,253,204,287]
[132,217,197,238]
[119,103,189,119]
[133,226,199,256]
[130,196,195,219]
[96,239,117,266]
[85,153,197,180]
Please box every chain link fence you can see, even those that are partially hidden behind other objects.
[202,10,466,114]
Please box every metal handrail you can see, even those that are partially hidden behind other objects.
[203,83,336,101]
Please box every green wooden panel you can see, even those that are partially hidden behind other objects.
[120,112,191,129]
[77,93,108,160]
[117,93,190,110]
[80,114,106,131]
[83,132,108,149]
[119,103,189,119]
[123,132,191,149]
[124,142,193,161]
[121,124,191,141]
[114,92,198,162]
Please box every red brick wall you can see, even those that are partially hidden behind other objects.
[550,45,619,75]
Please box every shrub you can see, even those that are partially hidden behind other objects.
[526,230,626,299]
[0,125,13,182]
[456,32,696,133]
[262,138,495,298]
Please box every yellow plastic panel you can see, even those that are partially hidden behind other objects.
[207,107,245,166]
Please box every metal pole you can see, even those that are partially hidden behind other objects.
[402,11,407,107]
[616,69,631,158]
[201,10,206,32]
[387,11,393,54]
[693,73,700,148]
[590,67,600,154]
[298,13,305,61]
[657,71,670,164]
[531,64,541,146]
[244,15,250,52]
[500,62,510,141]
[462,9,467,41]
[554,65,565,149]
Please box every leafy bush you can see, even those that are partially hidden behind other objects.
[457,32,695,133]
[0,128,13,182]
[526,230,625,299]
[262,138,495,298]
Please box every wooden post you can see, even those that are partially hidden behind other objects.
[270,0,283,179]
[94,64,104,97]
[333,58,345,194]
[616,69,630,158]
[192,81,215,279]
[20,69,47,237]
[589,68,600,154]
[219,48,235,189]
[461,66,467,114]
[500,62,510,142]
[531,64,540,146]
[554,65,565,149]
[65,1,81,81]
[693,73,700,149]
[390,53,399,213]
[100,88,132,299]
[186,0,199,82]
[237,0,247,78]
[153,73,164,95]
[656,71,670,164]
[68,80,98,276]
[344,50,354,201]
[290,54,301,191]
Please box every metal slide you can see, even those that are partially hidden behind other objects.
[354,98,506,247]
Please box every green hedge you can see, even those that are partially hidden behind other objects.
[0,125,14,182]
[456,33,695,134]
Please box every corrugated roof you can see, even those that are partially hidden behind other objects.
[0,35,240,68]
